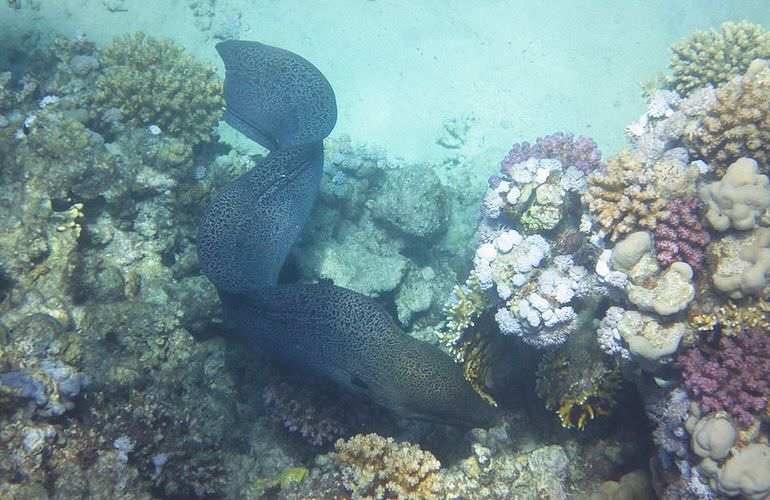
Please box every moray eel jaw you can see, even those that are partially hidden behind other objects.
[374,334,498,428]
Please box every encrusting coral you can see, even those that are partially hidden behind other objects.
[684,60,770,175]
[94,32,224,146]
[667,21,770,97]
[581,149,668,241]
[329,433,444,499]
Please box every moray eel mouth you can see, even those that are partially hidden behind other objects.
[198,40,498,429]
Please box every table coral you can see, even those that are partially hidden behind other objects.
[654,196,711,271]
[684,60,770,175]
[94,32,223,146]
[678,328,770,427]
[667,21,770,97]
[330,433,444,499]
[582,149,668,241]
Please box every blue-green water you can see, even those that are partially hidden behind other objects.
[1,2,769,498]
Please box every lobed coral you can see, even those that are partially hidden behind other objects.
[654,196,711,270]
[678,328,770,427]
[711,227,770,298]
[667,21,770,97]
[684,60,770,175]
[700,157,770,232]
[94,32,224,146]
[329,433,444,499]
[581,149,668,241]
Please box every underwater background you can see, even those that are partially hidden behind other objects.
[2,1,770,498]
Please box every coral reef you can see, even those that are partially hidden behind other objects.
[262,378,385,447]
[369,163,447,240]
[484,157,586,234]
[582,149,669,241]
[501,131,601,175]
[678,328,770,427]
[535,333,621,430]
[700,157,770,232]
[689,298,770,336]
[710,227,770,298]
[700,442,770,500]
[94,32,223,146]
[654,196,711,270]
[684,60,770,174]
[329,433,444,499]
[667,21,770,96]
[597,306,688,366]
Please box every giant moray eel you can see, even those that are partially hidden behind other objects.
[198,40,496,428]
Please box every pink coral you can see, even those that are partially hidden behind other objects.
[678,328,770,427]
[500,131,601,176]
[654,197,711,271]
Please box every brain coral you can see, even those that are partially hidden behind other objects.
[668,21,770,97]
[94,32,223,145]
[684,59,770,175]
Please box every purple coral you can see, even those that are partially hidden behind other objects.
[262,382,348,446]
[654,197,710,271]
[678,328,770,427]
[500,132,601,176]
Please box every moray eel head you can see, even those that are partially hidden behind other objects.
[367,331,499,428]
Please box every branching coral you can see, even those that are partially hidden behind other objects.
[436,273,489,359]
[667,21,770,97]
[581,149,668,241]
[262,381,349,447]
[654,196,710,270]
[678,328,770,427]
[94,32,223,146]
[689,298,770,337]
[535,337,621,431]
[501,131,601,175]
[330,433,444,499]
[684,60,770,175]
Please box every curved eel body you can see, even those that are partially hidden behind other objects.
[198,40,496,428]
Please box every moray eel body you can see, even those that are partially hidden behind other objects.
[199,40,497,428]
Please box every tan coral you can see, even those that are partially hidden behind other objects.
[690,298,770,336]
[711,227,770,298]
[667,21,770,96]
[330,433,444,499]
[582,149,668,241]
[684,60,770,175]
[700,157,770,231]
